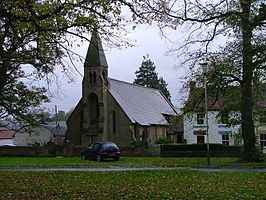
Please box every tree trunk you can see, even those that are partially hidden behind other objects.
[240,0,257,161]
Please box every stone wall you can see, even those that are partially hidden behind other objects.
[107,92,134,146]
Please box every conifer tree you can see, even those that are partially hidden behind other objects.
[134,55,159,88]
[158,77,171,101]
[134,55,171,101]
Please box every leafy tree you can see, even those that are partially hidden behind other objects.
[134,0,266,161]
[134,55,171,101]
[0,0,138,127]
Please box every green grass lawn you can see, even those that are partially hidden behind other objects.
[0,170,265,200]
[1,156,266,167]
[1,157,266,199]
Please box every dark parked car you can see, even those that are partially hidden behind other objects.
[81,142,120,161]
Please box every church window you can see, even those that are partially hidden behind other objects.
[88,93,99,135]
[112,111,116,134]
[103,71,107,82]
[89,71,97,83]
[89,72,93,83]
[93,72,97,83]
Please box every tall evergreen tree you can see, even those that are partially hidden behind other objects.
[134,55,159,88]
[158,77,171,101]
[134,55,171,101]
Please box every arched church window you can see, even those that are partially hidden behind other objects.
[88,93,99,135]
[93,72,97,83]
[103,71,107,82]
[89,72,93,83]
[112,111,116,134]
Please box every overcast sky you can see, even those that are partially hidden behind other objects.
[45,25,189,113]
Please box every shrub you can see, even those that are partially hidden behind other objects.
[154,137,173,144]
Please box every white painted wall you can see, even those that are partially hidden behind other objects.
[184,111,240,145]
[0,139,14,146]
[13,127,52,146]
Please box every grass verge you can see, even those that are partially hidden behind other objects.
[0,170,265,199]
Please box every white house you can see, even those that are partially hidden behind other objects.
[0,130,16,146]
[13,127,52,146]
[184,111,240,145]
[183,82,266,152]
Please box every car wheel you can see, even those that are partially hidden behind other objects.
[81,154,86,160]
[96,154,102,162]
[114,156,120,161]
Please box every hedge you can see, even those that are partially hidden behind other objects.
[161,144,242,157]
[161,144,241,151]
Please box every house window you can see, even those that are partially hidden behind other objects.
[197,113,204,124]
[260,133,266,149]
[197,135,204,144]
[222,134,229,146]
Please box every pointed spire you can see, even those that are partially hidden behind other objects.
[84,29,108,68]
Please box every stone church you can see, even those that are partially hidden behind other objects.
[66,31,177,146]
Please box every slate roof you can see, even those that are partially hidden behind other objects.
[43,121,67,137]
[0,130,16,139]
[109,78,177,126]
[84,30,108,68]
[184,83,266,112]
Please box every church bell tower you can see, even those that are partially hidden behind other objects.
[81,30,109,144]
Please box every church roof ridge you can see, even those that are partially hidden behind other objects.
[108,77,162,92]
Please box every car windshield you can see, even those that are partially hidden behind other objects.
[102,143,118,149]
